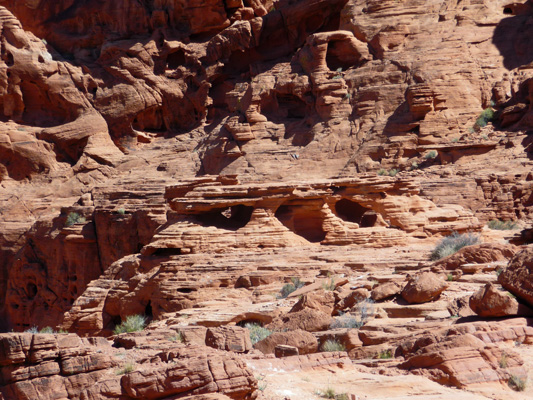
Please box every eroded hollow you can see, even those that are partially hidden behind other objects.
[132,106,166,133]
[263,93,308,121]
[196,204,254,231]
[275,203,326,243]
[326,40,361,71]
[335,198,378,227]
[166,50,186,70]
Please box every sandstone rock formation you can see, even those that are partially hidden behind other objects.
[2,0,533,399]
[499,247,533,307]
[401,272,448,304]
[469,283,523,317]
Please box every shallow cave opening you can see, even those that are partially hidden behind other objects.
[152,248,182,257]
[262,93,308,124]
[132,106,166,133]
[335,198,378,228]
[503,7,513,15]
[275,204,327,243]
[145,301,153,318]
[325,40,360,72]
[236,318,265,327]
[26,283,37,300]
[166,50,186,70]
[196,204,254,231]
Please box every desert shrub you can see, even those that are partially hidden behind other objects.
[24,326,39,333]
[278,277,305,298]
[320,339,346,352]
[65,212,86,227]
[245,323,272,345]
[377,349,393,359]
[377,168,398,177]
[499,352,508,368]
[447,273,454,282]
[508,375,526,391]
[113,315,147,335]
[322,278,336,291]
[316,388,348,400]
[40,327,55,334]
[330,312,363,329]
[115,362,136,375]
[425,150,438,159]
[117,208,126,215]
[169,333,184,343]
[430,232,480,261]
[487,219,518,230]
[474,108,495,128]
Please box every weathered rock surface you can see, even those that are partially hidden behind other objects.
[401,272,448,304]
[499,247,533,307]
[469,283,530,317]
[0,331,257,400]
[2,0,533,399]
[254,330,318,355]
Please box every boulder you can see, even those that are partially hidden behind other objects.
[274,345,299,358]
[371,282,401,301]
[205,326,252,353]
[290,289,335,315]
[254,330,318,355]
[267,309,333,333]
[469,283,525,317]
[401,272,448,304]
[435,243,518,270]
[499,247,533,307]
[334,288,369,312]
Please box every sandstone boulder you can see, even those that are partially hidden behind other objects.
[469,283,525,317]
[274,345,299,358]
[401,272,448,304]
[267,309,333,333]
[499,247,533,307]
[334,288,369,312]
[435,243,518,271]
[290,289,335,315]
[371,282,401,301]
[206,326,252,353]
[254,330,318,355]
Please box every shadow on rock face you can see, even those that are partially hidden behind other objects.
[492,2,533,70]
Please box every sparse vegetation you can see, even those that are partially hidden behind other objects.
[245,323,272,345]
[65,212,86,227]
[378,168,399,177]
[115,362,136,375]
[474,107,495,129]
[113,314,147,335]
[377,349,393,359]
[169,332,184,343]
[487,219,518,230]
[410,162,419,170]
[330,312,364,329]
[316,387,348,400]
[320,339,346,352]
[40,326,55,334]
[117,208,126,215]
[279,277,305,298]
[24,326,39,333]
[430,232,480,261]
[508,375,527,392]
[425,150,438,159]
[322,278,336,291]
[447,273,454,282]
[499,352,508,368]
